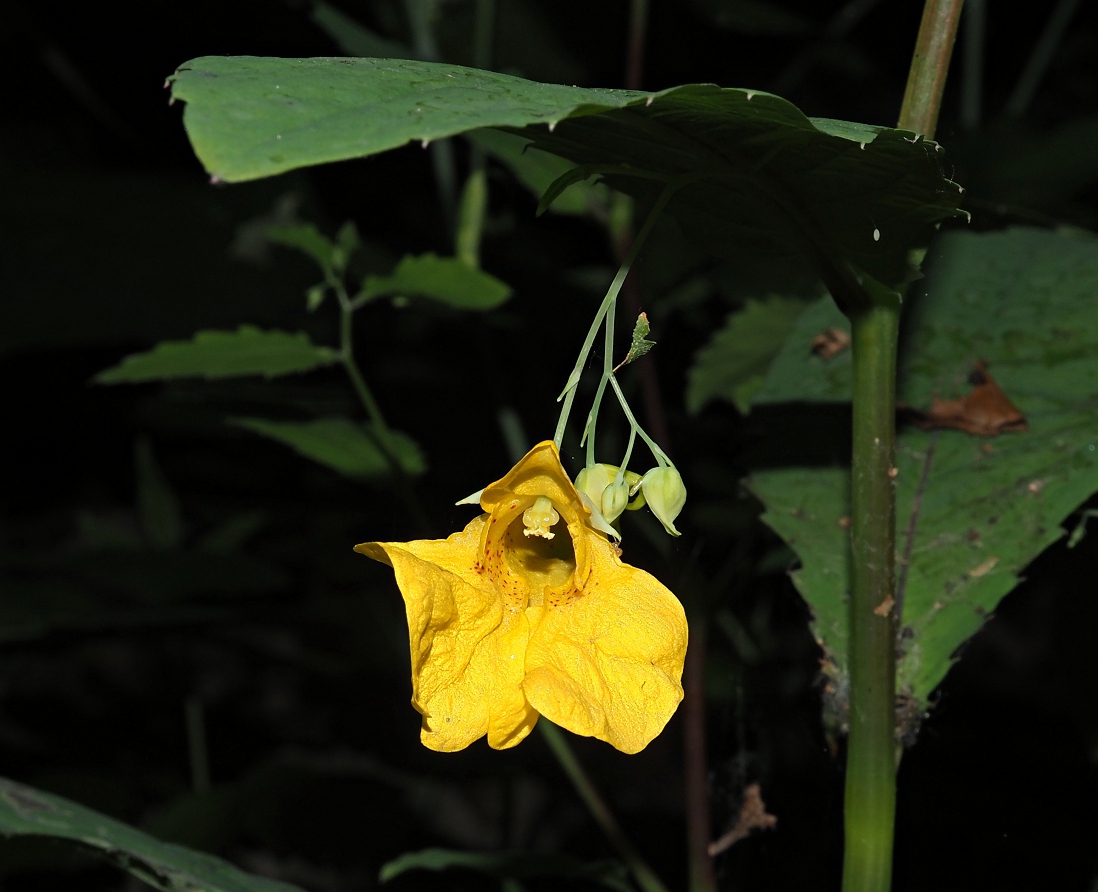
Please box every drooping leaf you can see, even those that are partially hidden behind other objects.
[167,56,963,289]
[379,848,632,891]
[359,253,511,310]
[466,128,609,216]
[747,228,1098,727]
[197,512,268,555]
[95,327,338,383]
[135,438,184,551]
[687,296,814,414]
[0,777,304,892]
[230,417,426,478]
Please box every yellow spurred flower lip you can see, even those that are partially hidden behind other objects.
[356,441,688,754]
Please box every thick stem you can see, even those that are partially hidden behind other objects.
[842,295,900,892]
[898,0,965,136]
[539,722,670,892]
[837,5,963,890]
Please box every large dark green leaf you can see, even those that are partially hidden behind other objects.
[746,228,1098,725]
[168,57,963,288]
[95,327,337,383]
[0,777,304,892]
[687,295,816,414]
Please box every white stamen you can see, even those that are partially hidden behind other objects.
[522,497,559,539]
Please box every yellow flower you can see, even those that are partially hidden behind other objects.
[355,441,688,754]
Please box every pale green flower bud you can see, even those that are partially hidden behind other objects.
[601,477,631,522]
[574,464,615,507]
[640,466,687,537]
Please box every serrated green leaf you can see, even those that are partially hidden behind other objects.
[687,296,813,414]
[360,253,511,310]
[168,56,963,288]
[619,312,656,367]
[230,417,426,478]
[379,848,632,891]
[750,296,852,405]
[95,327,338,383]
[266,223,334,272]
[0,777,304,892]
[466,128,608,216]
[748,228,1098,723]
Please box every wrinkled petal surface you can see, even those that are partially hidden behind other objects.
[356,515,538,751]
[522,534,688,754]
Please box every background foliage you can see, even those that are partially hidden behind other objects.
[2,1,1097,891]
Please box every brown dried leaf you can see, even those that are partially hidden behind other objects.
[909,361,1027,436]
[708,783,778,856]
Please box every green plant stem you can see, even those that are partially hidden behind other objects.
[553,181,679,447]
[682,615,714,892]
[403,0,457,233]
[842,294,900,892]
[336,287,432,534]
[338,293,390,433]
[472,0,496,69]
[1006,0,1082,118]
[959,0,984,130]
[184,696,210,794]
[539,722,669,892]
[838,5,963,890]
[624,0,650,90]
[898,0,965,136]
[608,376,669,467]
[455,0,497,268]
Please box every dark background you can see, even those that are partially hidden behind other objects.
[1,0,1096,890]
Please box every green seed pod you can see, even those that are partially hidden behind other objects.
[574,464,615,507]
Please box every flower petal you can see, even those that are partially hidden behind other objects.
[481,441,587,518]
[522,533,688,754]
[356,516,538,751]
